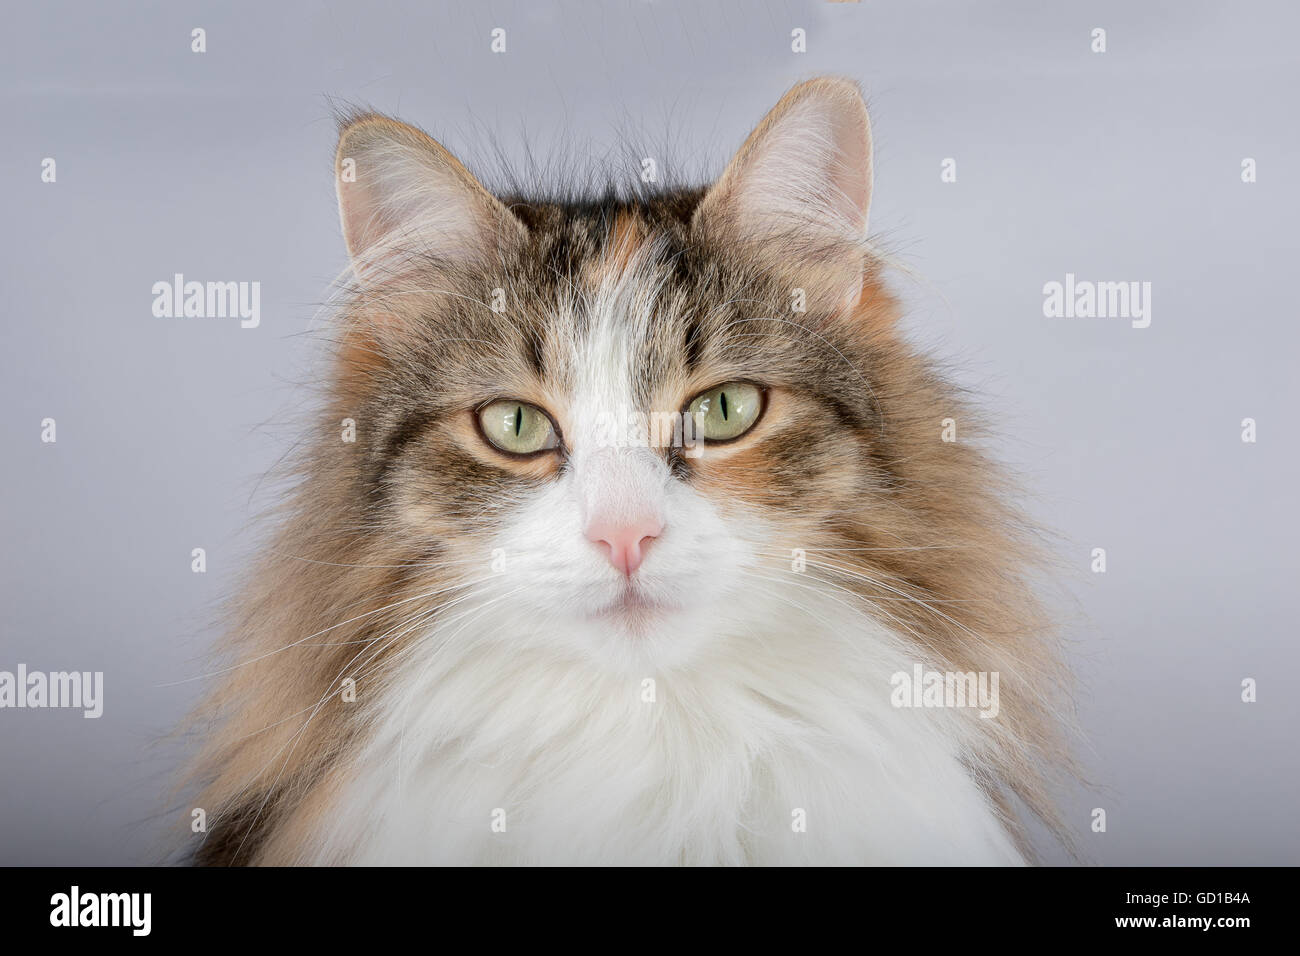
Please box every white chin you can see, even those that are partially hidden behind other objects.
[569,603,717,673]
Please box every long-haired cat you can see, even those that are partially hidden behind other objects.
[186,77,1071,865]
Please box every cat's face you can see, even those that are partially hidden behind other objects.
[333,79,892,672]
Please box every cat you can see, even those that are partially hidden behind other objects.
[185,76,1072,865]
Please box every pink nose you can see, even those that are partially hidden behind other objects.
[586,517,663,576]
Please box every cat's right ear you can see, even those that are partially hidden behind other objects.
[334,114,525,282]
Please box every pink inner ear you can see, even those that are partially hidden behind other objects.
[731,92,873,241]
[335,120,525,285]
[339,164,487,281]
[830,108,873,234]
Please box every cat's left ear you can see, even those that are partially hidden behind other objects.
[693,77,872,310]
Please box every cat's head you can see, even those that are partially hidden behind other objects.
[324,78,977,674]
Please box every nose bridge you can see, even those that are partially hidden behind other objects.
[575,443,668,528]
[576,444,667,576]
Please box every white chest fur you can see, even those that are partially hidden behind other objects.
[304,598,1025,866]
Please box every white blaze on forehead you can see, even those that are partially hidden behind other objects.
[567,242,670,530]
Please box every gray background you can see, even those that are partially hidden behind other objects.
[1,0,1296,865]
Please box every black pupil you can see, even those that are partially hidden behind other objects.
[514,406,523,436]
[719,390,729,420]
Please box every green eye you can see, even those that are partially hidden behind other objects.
[686,382,765,442]
[477,400,559,455]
